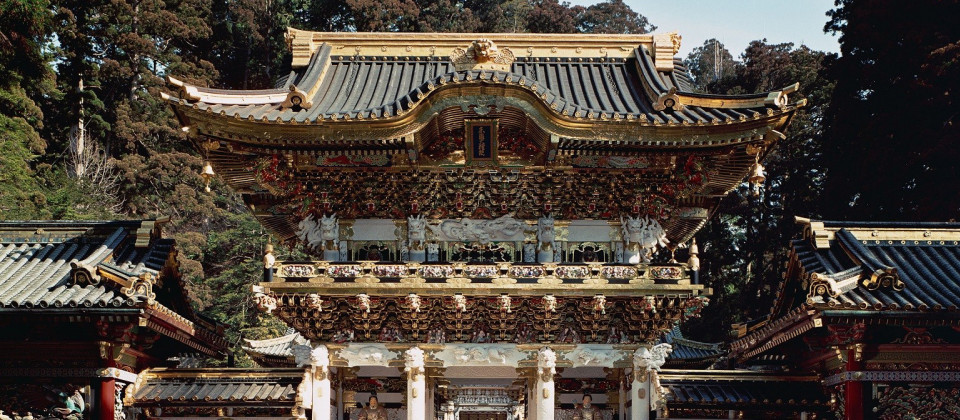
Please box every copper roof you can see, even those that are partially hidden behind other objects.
[165,29,802,133]
[128,368,306,406]
[0,220,168,309]
[792,219,960,311]
[660,370,826,409]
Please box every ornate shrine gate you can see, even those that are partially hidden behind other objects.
[162,29,801,419]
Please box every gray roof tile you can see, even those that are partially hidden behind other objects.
[0,220,168,309]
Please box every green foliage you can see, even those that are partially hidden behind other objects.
[822,0,960,219]
[681,41,835,342]
[684,39,737,91]
[181,212,288,367]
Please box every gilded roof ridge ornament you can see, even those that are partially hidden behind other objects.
[451,39,515,72]
[282,84,313,110]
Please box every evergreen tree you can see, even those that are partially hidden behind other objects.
[821,0,960,220]
[682,41,834,341]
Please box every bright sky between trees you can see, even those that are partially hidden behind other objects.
[573,0,842,57]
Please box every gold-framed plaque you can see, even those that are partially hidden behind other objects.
[465,119,498,166]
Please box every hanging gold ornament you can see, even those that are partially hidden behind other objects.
[200,161,215,193]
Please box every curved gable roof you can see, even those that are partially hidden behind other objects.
[165,30,802,132]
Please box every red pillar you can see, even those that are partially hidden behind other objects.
[844,347,864,420]
[98,377,116,420]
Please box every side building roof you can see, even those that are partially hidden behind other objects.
[242,330,307,367]
[0,219,227,357]
[125,368,306,408]
[730,218,960,361]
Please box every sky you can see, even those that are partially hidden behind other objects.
[571,0,841,58]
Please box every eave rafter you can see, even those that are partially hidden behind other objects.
[169,82,800,147]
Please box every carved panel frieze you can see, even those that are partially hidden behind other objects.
[271,294,689,344]
[336,344,398,367]
[434,344,526,367]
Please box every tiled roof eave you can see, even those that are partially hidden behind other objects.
[729,306,819,360]
[171,98,796,149]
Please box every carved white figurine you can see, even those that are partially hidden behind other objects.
[405,346,426,371]
[305,294,322,311]
[426,242,440,262]
[537,215,556,262]
[407,293,422,312]
[357,293,371,313]
[408,215,427,262]
[543,295,557,312]
[538,347,557,384]
[292,344,329,367]
[297,214,341,260]
[453,294,467,312]
[498,294,512,313]
[252,286,277,313]
[592,295,607,314]
[620,215,669,263]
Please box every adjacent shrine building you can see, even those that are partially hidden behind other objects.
[156,29,803,419]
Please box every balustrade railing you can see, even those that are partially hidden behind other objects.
[270,260,689,285]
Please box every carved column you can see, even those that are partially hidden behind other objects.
[405,347,427,420]
[632,344,671,420]
[630,365,650,420]
[536,347,556,420]
[294,344,332,420]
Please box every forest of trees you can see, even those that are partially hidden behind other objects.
[1,0,958,362]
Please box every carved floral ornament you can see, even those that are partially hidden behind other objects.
[450,39,516,72]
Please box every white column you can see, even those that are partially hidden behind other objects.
[293,344,331,420]
[630,367,650,420]
[312,346,332,420]
[536,347,556,420]
[631,344,671,420]
[405,347,427,420]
